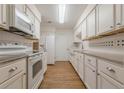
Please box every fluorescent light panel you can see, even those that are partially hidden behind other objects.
[59,4,66,24]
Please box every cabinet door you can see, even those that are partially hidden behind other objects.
[122,5,124,27]
[0,4,8,29]
[81,19,87,40]
[26,7,35,23]
[2,5,8,27]
[34,18,41,39]
[87,9,96,37]
[79,54,84,81]
[0,4,2,25]
[0,72,26,89]
[97,72,124,89]
[15,4,25,13]
[74,25,82,42]
[115,4,122,28]
[97,4,114,34]
[85,65,96,89]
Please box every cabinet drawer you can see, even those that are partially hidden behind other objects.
[98,59,124,84]
[85,55,96,67]
[0,58,26,84]
[98,71,124,89]
[0,71,26,89]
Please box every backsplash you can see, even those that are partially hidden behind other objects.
[0,31,33,47]
[88,33,124,54]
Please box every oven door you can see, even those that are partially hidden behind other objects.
[28,55,43,89]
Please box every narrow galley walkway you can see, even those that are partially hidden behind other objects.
[39,61,86,89]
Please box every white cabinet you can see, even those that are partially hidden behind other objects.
[115,4,124,28]
[85,64,96,89]
[81,19,87,40]
[78,54,84,81]
[0,5,2,25]
[0,4,9,30]
[34,18,41,39]
[122,5,124,26]
[15,4,26,13]
[25,6,35,23]
[0,58,26,89]
[0,72,26,89]
[97,59,124,89]
[115,4,121,29]
[84,55,97,88]
[71,52,84,81]
[69,52,75,67]
[87,9,96,37]
[74,24,82,42]
[97,72,124,89]
[97,4,114,34]
[74,52,80,72]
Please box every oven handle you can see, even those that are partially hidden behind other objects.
[28,58,42,64]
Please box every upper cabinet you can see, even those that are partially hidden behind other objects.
[15,4,26,13]
[122,5,124,26]
[74,24,82,42]
[0,4,9,30]
[34,18,41,39]
[25,5,41,39]
[81,19,87,40]
[87,9,96,37]
[8,4,41,39]
[115,4,124,29]
[97,4,114,35]
[25,6,35,24]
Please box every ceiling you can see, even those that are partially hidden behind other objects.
[36,4,87,29]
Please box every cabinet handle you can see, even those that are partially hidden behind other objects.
[97,73,100,75]
[3,22,6,24]
[9,67,17,72]
[92,70,95,72]
[88,59,91,62]
[110,26,113,28]
[117,23,121,25]
[106,67,115,73]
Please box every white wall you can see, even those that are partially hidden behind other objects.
[55,29,73,61]
[41,25,73,62]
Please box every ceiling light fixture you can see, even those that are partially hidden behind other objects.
[59,4,66,24]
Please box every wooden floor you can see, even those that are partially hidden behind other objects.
[39,61,86,89]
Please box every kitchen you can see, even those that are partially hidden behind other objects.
[0,3,124,89]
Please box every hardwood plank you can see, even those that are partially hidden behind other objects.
[39,61,86,89]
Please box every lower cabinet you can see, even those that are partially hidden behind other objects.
[0,58,26,89]
[84,55,97,89]
[0,71,26,89]
[97,59,124,89]
[85,64,96,89]
[73,52,79,72]
[70,52,124,89]
[97,72,124,89]
[78,54,84,81]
